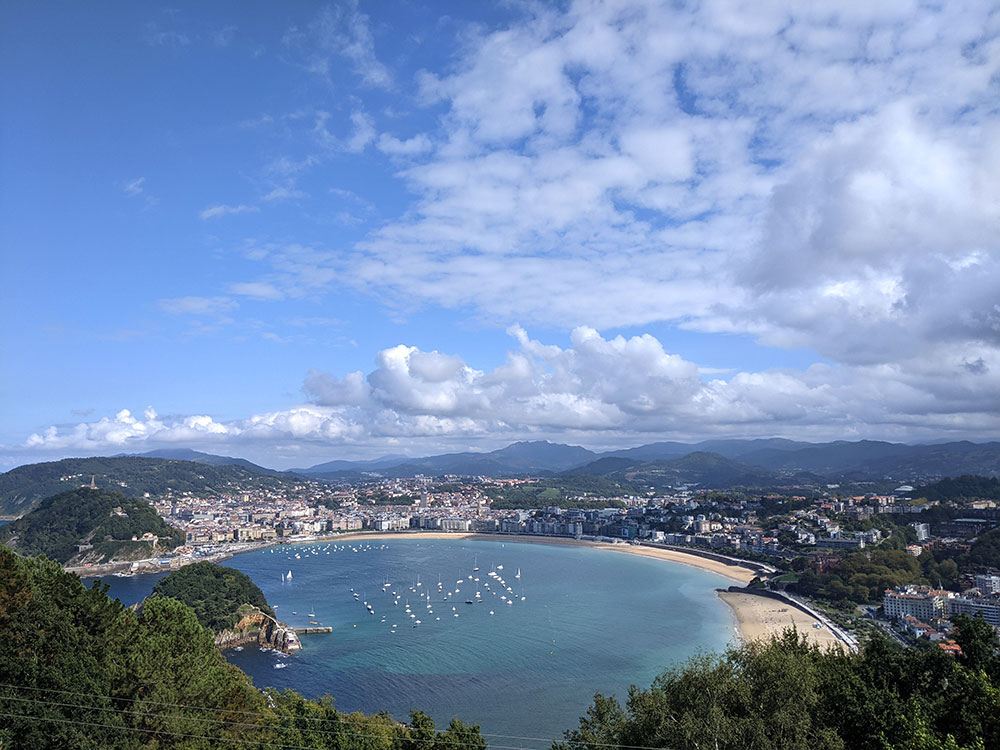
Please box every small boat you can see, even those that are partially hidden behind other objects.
[274,663,288,669]
[515,569,520,579]
[287,570,293,580]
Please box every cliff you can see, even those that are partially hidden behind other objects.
[214,606,301,653]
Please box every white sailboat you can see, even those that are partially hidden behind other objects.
[286,570,293,580]
[515,568,521,579]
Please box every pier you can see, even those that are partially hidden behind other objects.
[294,626,333,635]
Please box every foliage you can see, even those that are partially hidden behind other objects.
[0,487,184,563]
[961,529,1000,572]
[0,545,487,749]
[556,630,998,750]
[485,477,630,509]
[912,476,1000,504]
[792,549,960,606]
[151,561,274,632]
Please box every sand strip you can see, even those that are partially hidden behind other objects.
[717,590,845,649]
[310,531,758,585]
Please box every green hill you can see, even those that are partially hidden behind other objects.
[0,487,184,564]
[151,561,274,632]
[0,455,301,517]
[912,475,1000,503]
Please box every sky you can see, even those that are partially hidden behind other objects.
[2,0,999,470]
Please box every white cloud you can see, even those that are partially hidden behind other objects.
[158,296,237,316]
[227,282,285,301]
[23,327,1000,457]
[200,204,259,220]
[291,2,392,89]
[122,177,146,196]
[326,0,1000,374]
[376,133,433,156]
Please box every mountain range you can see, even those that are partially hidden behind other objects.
[292,438,1000,483]
[3,439,999,517]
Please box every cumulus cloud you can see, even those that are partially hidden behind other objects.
[325,0,1000,371]
[23,328,1000,457]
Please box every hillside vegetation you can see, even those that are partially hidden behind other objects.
[558,626,999,750]
[0,487,184,564]
[0,547,487,750]
[0,456,298,517]
[151,562,274,632]
[912,475,1000,504]
[485,476,631,509]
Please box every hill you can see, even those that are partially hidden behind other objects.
[151,561,274,632]
[300,440,598,478]
[128,448,279,474]
[565,451,822,489]
[0,455,302,517]
[911,475,1000,504]
[0,487,184,564]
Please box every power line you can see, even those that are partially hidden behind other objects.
[0,682,675,750]
[0,708,416,750]
[0,694,534,750]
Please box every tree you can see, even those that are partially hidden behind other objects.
[952,614,998,674]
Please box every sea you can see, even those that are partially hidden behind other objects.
[94,537,737,746]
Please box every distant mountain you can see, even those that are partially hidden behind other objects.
[0,487,184,564]
[292,454,411,474]
[128,449,279,475]
[297,438,1000,482]
[841,442,1000,481]
[302,440,597,478]
[565,451,802,489]
[0,456,301,517]
[600,438,810,463]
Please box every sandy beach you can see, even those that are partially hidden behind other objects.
[321,531,759,584]
[717,590,845,649]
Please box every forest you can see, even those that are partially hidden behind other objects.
[151,561,275,632]
[0,487,184,563]
[558,623,999,750]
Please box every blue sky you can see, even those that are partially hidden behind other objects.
[2,1,999,470]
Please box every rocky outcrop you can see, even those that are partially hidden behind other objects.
[213,607,301,653]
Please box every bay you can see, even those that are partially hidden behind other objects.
[98,537,738,746]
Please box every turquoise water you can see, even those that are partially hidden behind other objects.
[97,538,737,745]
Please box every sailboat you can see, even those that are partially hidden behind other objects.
[515,568,521,579]
[286,570,293,580]
[308,606,316,617]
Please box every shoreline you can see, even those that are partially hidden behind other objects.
[83,530,846,643]
[717,589,848,650]
[284,531,761,585]
[73,531,759,585]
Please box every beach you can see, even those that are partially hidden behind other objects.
[717,590,846,649]
[313,531,760,585]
